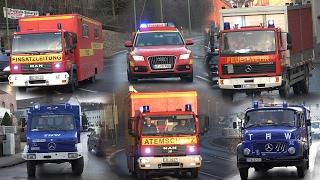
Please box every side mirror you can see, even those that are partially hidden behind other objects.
[198,115,209,135]
[124,41,133,47]
[5,50,10,56]
[306,119,311,126]
[185,39,194,46]
[287,33,292,50]
[233,122,237,129]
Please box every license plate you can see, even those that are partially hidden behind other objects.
[246,158,262,162]
[163,157,179,163]
[29,75,44,81]
[153,64,171,69]
[243,84,255,89]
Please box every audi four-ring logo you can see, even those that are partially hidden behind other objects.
[245,65,253,73]
[265,143,273,152]
[48,142,56,150]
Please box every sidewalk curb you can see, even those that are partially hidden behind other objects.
[0,158,25,169]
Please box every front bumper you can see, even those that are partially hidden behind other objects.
[237,156,304,168]
[22,152,82,161]
[8,72,69,87]
[138,155,201,170]
[218,76,282,90]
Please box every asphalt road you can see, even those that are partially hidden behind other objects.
[1,35,320,179]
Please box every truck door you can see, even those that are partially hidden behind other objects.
[64,32,75,69]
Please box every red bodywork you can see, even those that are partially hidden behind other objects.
[126,91,200,172]
[10,14,104,82]
[126,25,193,80]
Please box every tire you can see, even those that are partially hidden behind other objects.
[137,170,147,180]
[27,161,36,177]
[222,90,234,102]
[297,165,305,178]
[89,74,96,83]
[131,159,138,177]
[279,78,290,98]
[72,157,84,176]
[239,168,248,180]
[68,71,78,93]
[127,71,138,83]
[190,168,199,178]
[293,83,301,95]
[300,67,309,94]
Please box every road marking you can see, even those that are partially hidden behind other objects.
[195,75,211,82]
[111,50,127,56]
[199,171,223,179]
[78,88,98,93]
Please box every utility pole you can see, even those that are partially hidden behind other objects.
[5,0,10,48]
[160,0,163,23]
[133,0,137,31]
[111,0,116,20]
[187,0,192,34]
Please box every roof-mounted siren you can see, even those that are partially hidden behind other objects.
[33,103,41,110]
[253,101,259,108]
[267,20,275,28]
[142,105,150,113]
[57,23,62,30]
[224,22,231,30]
[185,104,192,112]
[283,102,288,108]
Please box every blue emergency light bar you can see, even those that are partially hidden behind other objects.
[142,105,150,112]
[253,101,289,108]
[139,23,175,29]
[185,104,192,111]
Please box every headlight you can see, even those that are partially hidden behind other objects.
[243,148,251,156]
[68,153,79,158]
[54,62,61,69]
[179,53,190,60]
[27,154,36,159]
[13,65,19,70]
[3,66,10,72]
[132,55,144,61]
[140,158,149,164]
[288,147,295,155]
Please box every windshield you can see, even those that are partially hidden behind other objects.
[135,32,184,47]
[31,114,75,131]
[141,115,195,136]
[245,109,296,128]
[312,122,320,129]
[221,31,276,56]
[12,32,62,54]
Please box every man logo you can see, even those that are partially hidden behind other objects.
[48,142,56,150]
[245,65,253,73]
[157,57,167,61]
[265,143,273,152]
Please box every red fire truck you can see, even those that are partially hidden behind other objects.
[124,23,194,83]
[126,91,208,179]
[8,14,104,92]
[215,4,313,101]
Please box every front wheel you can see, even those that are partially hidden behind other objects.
[190,168,199,178]
[222,90,234,102]
[279,78,290,98]
[297,165,305,178]
[71,157,84,176]
[239,168,248,180]
[27,161,36,177]
[68,71,78,93]
[137,170,147,180]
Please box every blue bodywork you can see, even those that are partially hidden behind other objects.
[237,104,311,170]
[26,104,81,154]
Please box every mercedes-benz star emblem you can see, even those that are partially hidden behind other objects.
[48,142,56,150]
[265,143,273,152]
[245,65,253,73]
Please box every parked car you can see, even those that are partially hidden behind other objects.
[0,49,9,81]
[87,127,105,156]
[311,121,320,139]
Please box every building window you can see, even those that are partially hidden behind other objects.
[82,24,89,38]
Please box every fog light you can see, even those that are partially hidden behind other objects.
[134,67,139,71]
[288,147,295,155]
[220,79,224,85]
[13,65,19,70]
[186,65,190,69]
[194,156,201,162]
[243,148,251,156]
[27,154,36,159]
[68,153,78,158]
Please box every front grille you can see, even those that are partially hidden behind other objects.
[29,141,76,153]
[22,63,52,72]
[153,145,186,156]
[148,56,176,70]
[222,63,275,75]
[254,142,287,153]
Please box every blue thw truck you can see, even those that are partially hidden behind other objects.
[22,104,83,177]
[236,102,311,179]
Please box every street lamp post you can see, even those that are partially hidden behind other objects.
[5,0,10,48]
[160,0,164,23]
[187,0,192,34]
[133,0,137,31]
